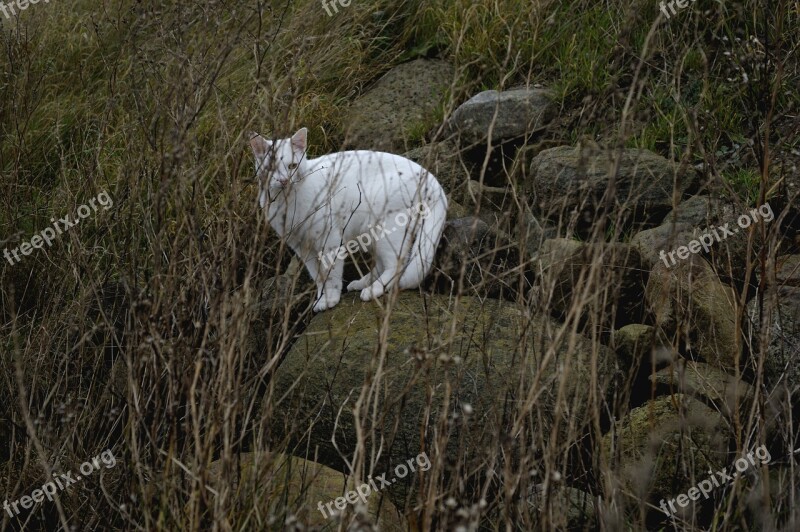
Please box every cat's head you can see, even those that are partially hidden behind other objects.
[249,127,308,207]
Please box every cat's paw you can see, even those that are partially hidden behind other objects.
[360,284,385,301]
[346,279,368,292]
[313,292,341,312]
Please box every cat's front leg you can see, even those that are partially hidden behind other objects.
[311,252,343,312]
[301,256,323,300]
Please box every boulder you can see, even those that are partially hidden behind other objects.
[645,257,741,370]
[529,146,696,233]
[264,292,622,496]
[661,195,735,227]
[614,324,656,367]
[659,196,773,289]
[603,394,729,512]
[204,452,405,529]
[516,209,559,261]
[344,59,453,152]
[776,254,800,288]
[447,88,555,146]
[402,139,468,195]
[648,361,754,418]
[630,222,694,270]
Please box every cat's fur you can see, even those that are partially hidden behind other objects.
[249,128,447,312]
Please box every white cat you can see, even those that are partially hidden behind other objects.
[249,128,447,312]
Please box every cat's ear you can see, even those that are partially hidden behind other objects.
[249,132,270,158]
[290,127,308,153]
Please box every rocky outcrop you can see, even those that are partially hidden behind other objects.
[344,59,453,152]
[265,292,622,488]
[529,146,696,232]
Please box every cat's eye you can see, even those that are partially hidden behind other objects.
[288,163,298,170]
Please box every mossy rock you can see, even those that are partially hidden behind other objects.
[645,257,740,370]
[263,292,622,503]
[201,452,405,530]
[603,394,729,514]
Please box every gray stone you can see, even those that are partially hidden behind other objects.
[529,146,696,231]
[603,394,729,511]
[776,255,800,288]
[206,452,406,529]
[645,257,740,370]
[402,139,468,195]
[649,361,754,418]
[661,195,735,227]
[630,222,695,269]
[614,324,656,366]
[447,88,555,146]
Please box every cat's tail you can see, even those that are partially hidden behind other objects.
[397,187,447,289]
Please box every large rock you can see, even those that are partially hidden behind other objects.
[746,286,800,392]
[454,179,513,228]
[343,59,453,152]
[613,324,656,367]
[204,452,405,529]
[536,239,647,328]
[603,394,729,513]
[529,146,696,232]
[264,292,622,495]
[661,195,735,227]
[516,208,559,261]
[446,88,555,146]
[645,257,740,370]
[659,196,773,289]
[630,222,694,270]
[648,361,754,418]
[776,254,800,287]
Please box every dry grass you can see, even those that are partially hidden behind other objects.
[1,0,798,530]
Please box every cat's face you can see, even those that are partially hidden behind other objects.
[249,128,308,208]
